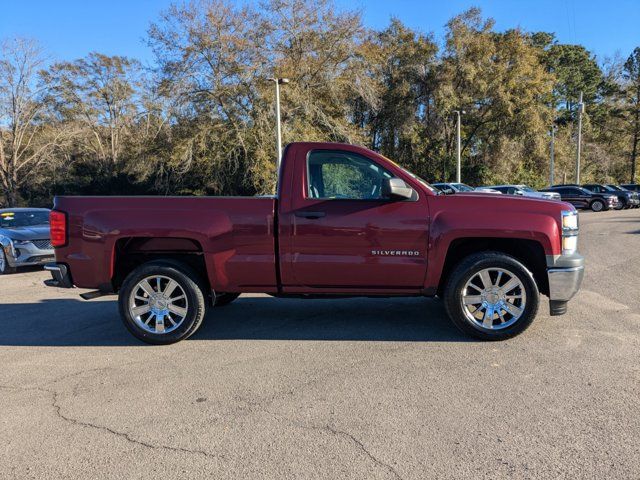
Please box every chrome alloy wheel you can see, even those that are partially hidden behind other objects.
[128,275,189,334]
[461,268,527,330]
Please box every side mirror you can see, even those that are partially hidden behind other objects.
[382,178,415,200]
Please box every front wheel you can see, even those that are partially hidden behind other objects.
[590,200,605,212]
[0,249,16,274]
[444,252,539,340]
[118,261,206,344]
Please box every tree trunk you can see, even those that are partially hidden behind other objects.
[3,178,18,207]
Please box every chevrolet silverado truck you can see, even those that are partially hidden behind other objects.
[45,142,585,344]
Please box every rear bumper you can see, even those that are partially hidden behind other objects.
[546,253,585,302]
[44,263,74,288]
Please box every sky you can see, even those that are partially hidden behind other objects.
[1,0,639,65]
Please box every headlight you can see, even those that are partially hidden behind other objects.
[562,235,578,255]
[560,210,578,255]
[561,210,578,231]
[12,239,31,246]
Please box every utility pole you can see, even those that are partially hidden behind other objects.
[550,125,556,186]
[454,110,465,183]
[575,91,584,184]
[268,77,289,172]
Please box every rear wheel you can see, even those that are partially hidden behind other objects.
[444,252,539,340]
[214,292,240,307]
[590,199,605,212]
[0,249,16,274]
[118,261,206,344]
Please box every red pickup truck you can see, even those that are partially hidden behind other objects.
[45,142,584,344]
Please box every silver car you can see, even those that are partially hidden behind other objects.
[432,182,502,194]
[486,185,561,200]
[0,208,54,274]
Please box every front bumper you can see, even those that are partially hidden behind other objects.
[547,252,585,303]
[2,241,55,268]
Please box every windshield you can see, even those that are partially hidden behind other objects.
[0,211,50,228]
[602,185,616,192]
[607,185,623,191]
[520,186,535,192]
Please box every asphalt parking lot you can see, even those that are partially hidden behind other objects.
[1,209,639,479]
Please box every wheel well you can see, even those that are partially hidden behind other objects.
[437,238,549,297]
[112,237,210,296]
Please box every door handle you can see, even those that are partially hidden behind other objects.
[295,211,326,219]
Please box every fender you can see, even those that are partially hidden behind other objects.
[424,194,562,291]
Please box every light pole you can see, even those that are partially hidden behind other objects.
[550,125,557,187]
[575,91,584,184]
[268,77,289,172]
[454,110,465,183]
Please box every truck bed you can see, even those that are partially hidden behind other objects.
[53,196,277,293]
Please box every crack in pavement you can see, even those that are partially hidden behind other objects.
[324,424,404,480]
[47,389,223,461]
[1,383,223,463]
[258,407,403,480]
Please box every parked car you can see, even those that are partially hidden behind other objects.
[432,182,502,194]
[606,185,640,208]
[45,142,584,344]
[0,208,54,274]
[620,183,640,193]
[486,185,561,200]
[539,185,620,212]
[582,184,639,209]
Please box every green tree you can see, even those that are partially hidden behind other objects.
[623,47,640,182]
[436,9,554,185]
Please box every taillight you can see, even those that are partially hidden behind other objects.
[50,210,67,247]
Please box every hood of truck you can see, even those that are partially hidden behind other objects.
[433,191,576,221]
[451,191,568,207]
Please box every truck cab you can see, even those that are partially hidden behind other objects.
[46,142,585,344]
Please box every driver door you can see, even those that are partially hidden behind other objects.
[280,148,429,291]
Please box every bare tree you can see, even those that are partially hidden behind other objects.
[43,53,143,173]
[0,38,67,206]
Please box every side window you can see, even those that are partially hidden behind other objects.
[568,188,584,195]
[307,150,393,200]
[507,187,516,195]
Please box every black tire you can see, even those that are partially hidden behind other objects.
[615,201,624,210]
[0,249,16,274]
[443,251,540,341]
[590,199,605,212]
[118,261,206,345]
[214,292,241,307]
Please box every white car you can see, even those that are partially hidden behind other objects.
[486,185,561,200]
[432,182,502,194]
